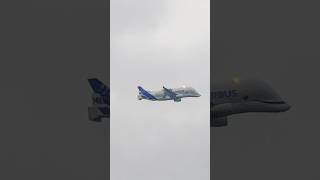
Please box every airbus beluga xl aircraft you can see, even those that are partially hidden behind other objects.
[137,86,201,102]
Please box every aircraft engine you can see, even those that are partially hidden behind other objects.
[174,98,181,102]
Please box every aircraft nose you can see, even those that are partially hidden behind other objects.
[277,102,291,112]
[283,103,291,111]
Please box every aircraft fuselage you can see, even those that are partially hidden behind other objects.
[138,86,201,102]
[211,79,291,127]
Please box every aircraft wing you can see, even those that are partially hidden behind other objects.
[163,86,177,99]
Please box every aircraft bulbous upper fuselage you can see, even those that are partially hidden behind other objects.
[211,79,291,127]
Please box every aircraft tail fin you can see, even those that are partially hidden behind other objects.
[137,86,146,93]
[88,78,109,96]
[137,86,157,100]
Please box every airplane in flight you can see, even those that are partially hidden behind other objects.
[88,78,109,122]
[211,78,291,127]
[137,86,201,102]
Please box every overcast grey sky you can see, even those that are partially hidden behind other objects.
[111,0,210,179]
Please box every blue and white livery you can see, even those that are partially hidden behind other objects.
[88,78,109,122]
[137,86,201,102]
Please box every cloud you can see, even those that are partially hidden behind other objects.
[111,0,210,180]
